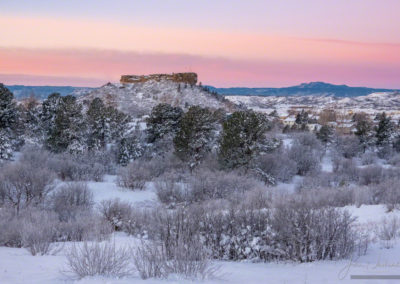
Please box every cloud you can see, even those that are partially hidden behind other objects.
[1,47,399,88]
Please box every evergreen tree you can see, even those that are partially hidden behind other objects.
[20,96,43,144]
[87,98,107,151]
[117,135,145,166]
[46,95,86,153]
[295,110,309,125]
[173,106,217,168]
[218,110,268,169]
[146,103,183,143]
[375,112,394,146]
[354,115,374,152]
[41,93,62,132]
[0,84,17,159]
[105,105,130,142]
[316,125,333,144]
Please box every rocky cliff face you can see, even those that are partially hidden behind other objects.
[120,72,198,86]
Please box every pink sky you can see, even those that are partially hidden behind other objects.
[0,1,399,88]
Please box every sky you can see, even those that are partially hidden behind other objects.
[0,0,399,88]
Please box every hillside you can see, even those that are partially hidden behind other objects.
[209,82,398,97]
[80,80,233,116]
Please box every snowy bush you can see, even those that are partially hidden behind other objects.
[155,174,189,206]
[50,182,94,221]
[98,199,133,231]
[0,162,56,214]
[377,216,400,249]
[271,201,356,261]
[156,169,262,205]
[360,152,377,165]
[132,241,169,279]
[253,150,297,183]
[66,241,131,279]
[288,141,321,176]
[332,157,360,185]
[0,206,22,247]
[117,161,151,190]
[334,135,362,159]
[19,209,59,256]
[129,201,359,263]
[358,165,384,185]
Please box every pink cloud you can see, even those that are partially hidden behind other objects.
[0,48,399,88]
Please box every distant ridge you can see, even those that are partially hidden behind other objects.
[207,82,399,97]
[6,85,93,99]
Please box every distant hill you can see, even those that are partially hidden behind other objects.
[6,85,93,99]
[207,82,398,97]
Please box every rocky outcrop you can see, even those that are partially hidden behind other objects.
[120,72,198,85]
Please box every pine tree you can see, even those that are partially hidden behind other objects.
[0,84,17,159]
[87,98,107,151]
[20,96,43,144]
[173,106,217,168]
[46,95,86,153]
[0,84,17,130]
[146,103,183,143]
[375,112,394,146]
[218,110,268,169]
[316,125,333,143]
[117,135,145,166]
[354,114,374,152]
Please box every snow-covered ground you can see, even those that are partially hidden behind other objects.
[2,173,400,284]
[2,216,400,284]
[87,175,157,207]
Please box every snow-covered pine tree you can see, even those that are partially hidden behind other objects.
[86,97,107,151]
[218,110,268,169]
[316,124,334,144]
[354,113,374,151]
[375,112,395,146]
[19,96,43,144]
[173,106,217,169]
[46,95,86,153]
[146,103,183,143]
[0,84,18,159]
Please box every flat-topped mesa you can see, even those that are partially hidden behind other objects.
[120,72,198,85]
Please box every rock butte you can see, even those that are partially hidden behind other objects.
[120,72,198,85]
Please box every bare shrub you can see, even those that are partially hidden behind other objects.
[98,199,133,231]
[19,145,53,170]
[332,157,359,185]
[360,152,377,165]
[48,153,107,182]
[50,182,94,221]
[165,237,218,280]
[0,162,56,214]
[388,153,400,166]
[56,212,112,242]
[288,143,321,176]
[155,173,189,206]
[334,135,362,159]
[272,201,356,261]
[66,241,131,279]
[294,187,354,208]
[253,150,297,183]
[377,217,400,249]
[353,186,373,207]
[132,239,217,280]
[19,209,59,255]
[369,179,400,209]
[0,206,22,247]
[132,241,168,279]
[359,165,384,186]
[188,169,262,203]
[117,161,150,190]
